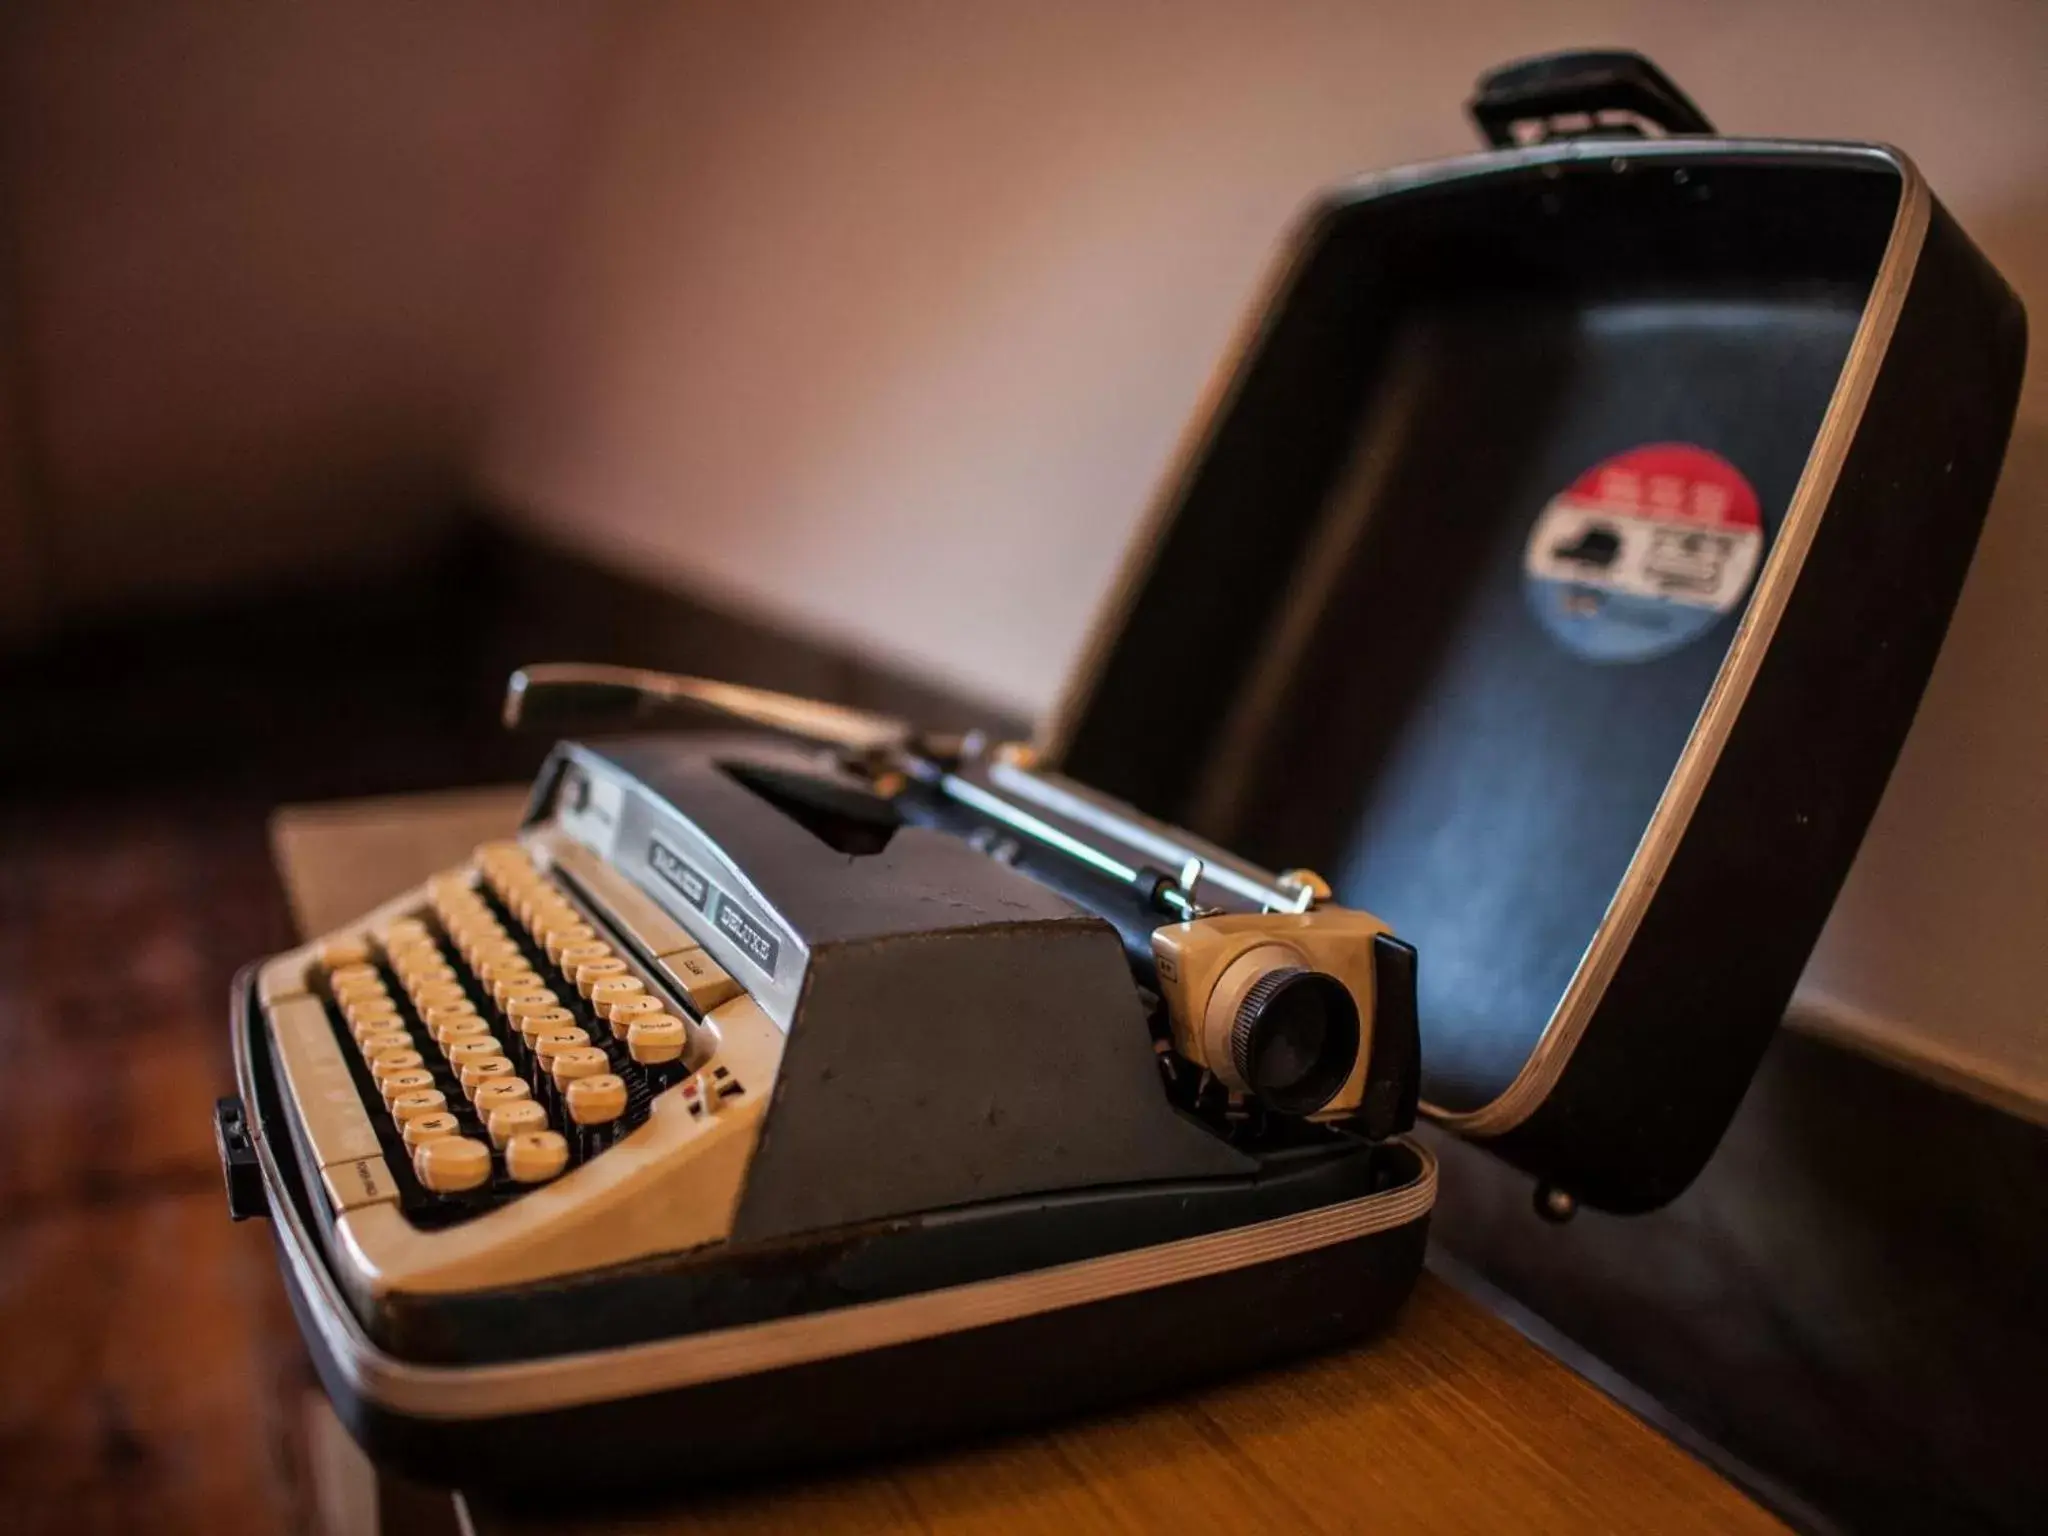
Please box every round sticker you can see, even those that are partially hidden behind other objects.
[1523,443,1766,664]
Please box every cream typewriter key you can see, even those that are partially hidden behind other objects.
[478,952,532,983]
[448,1038,503,1072]
[436,1017,492,1053]
[503,991,560,1026]
[468,937,520,974]
[364,1043,423,1077]
[385,943,437,978]
[490,970,546,1010]
[488,1099,550,1147]
[331,973,387,1001]
[555,941,610,973]
[588,976,647,1019]
[350,1017,405,1052]
[331,975,388,1008]
[420,992,475,1021]
[371,1049,427,1083]
[504,1130,570,1184]
[517,1006,576,1046]
[382,915,431,941]
[320,935,372,969]
[551,1045,610,1087]
[572,957,629,998]
[460,1055,517,1095]
[626,1014,687,1064]
[328,961,380,989]
[473,1078,533,1118]
[356,1027,412,1060]
[415,1136,492,1194]
[542,923,597,964]
[433,898,479,929]
[663,948,740,1012]
[605,995,665,1041]
[345,998,402,1035]
[336,987,391,1018]
[379,1069,437,1106]
[402,1111,461,1150]
[531,1027,590,1068]
[437,924,479,953]
[566,1072,627,1127]
[485,962,538,997]
[401,958,458,989]
[421,999,477,1036]
[390,1088,449,1125]
[529,892,575,924]
[423,993,477,1023]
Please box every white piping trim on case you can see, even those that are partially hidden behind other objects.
[264,1106,1434,1421]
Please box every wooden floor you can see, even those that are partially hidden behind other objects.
[0,791,316,1532]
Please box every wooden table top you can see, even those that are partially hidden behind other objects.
[272,789,1782,1536]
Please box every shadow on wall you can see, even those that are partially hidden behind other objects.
[0,0,628,640]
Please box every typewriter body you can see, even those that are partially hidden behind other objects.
[223,667,1432,1488]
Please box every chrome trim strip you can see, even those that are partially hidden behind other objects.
[1037,137,1926,1139]
[255,1080,1435,1421]
[984,758,1302,912]
[555,745,808,1029]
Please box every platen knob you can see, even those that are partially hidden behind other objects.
[1228,966,1360,1115]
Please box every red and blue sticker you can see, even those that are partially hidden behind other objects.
[1523,443,1766,665]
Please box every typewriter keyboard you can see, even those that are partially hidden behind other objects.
[303,841,743,1227]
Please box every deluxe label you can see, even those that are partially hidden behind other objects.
[711,893,780,975]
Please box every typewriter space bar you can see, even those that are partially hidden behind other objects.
[265,994,400,1212]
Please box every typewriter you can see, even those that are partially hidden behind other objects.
[219,663,1433,1490]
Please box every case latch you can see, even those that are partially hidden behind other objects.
[215,1096,268,1222]
[1467,50,1714,148]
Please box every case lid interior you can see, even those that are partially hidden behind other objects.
[1048,138,1905,1123]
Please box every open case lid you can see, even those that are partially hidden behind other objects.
[1040,52,2026,1212]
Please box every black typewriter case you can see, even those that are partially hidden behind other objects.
[1047,51,2026,1213]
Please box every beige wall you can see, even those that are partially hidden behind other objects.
[0,0,623,628]
[482,1,2048,1110]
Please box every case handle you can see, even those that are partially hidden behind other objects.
[1467,49,1714,148]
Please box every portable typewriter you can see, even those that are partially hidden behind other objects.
[220,662,1433,1488]
[220,48,2024,1496]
